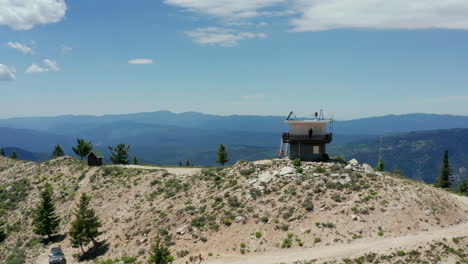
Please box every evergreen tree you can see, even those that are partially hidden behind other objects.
[147,238,174,264]
[376,157,385,172]
[52,145,65,158]
[10,150,17,160]
[69,193,102,253]
[133,156,139,165]
[32,184,60,240]
[186,160,190,166]
[216,144,229,166]
[108,144,130,164]
[0,146,5,157]
[179,161,182,167]
[0,227,6,243]
[435,150,451,188]
[456,180,468,196]
[72,139,93,160]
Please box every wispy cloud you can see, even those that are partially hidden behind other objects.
[7,42,34,54]
[25,59,60,74]
[0,64,16,81]
[128,59,154,65]
[290,0,468,32]
[25,64,49,73]
[0,0,67,30]
[165,0,468,34]
[61,45,72,54]
[165,0,286,20]
[43,59,60,72]
[185,27,268,47]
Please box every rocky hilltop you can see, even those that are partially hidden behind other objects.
[0,156,467,263]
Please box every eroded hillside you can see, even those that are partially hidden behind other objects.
[0,156,467,264]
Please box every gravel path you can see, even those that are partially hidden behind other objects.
[204,195,468,264]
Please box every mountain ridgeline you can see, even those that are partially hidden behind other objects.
[1,111,468,183]
[330,128,468,184]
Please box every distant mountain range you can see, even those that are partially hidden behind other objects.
[1,147,48,162]
[329,129,468,184]
[1,111,468,173]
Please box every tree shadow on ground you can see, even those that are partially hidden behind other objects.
[78,240,109,262]
[41,234,67,245]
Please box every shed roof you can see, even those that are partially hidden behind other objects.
[87,150,104,158]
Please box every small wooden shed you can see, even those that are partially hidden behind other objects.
[87,151,103,166]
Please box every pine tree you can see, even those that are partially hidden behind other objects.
[72,139,93,160]
[186,160,190,167]
[179,161,182,167]
[0,146,5,157]
[32,184,60,240]
[10,150,17,160]
[0,227,6,243]
[52,145,65,158]
[133,156,139,165]
[69,193,102,253]
[108,144,130,164]
[456,180,468,196]
[375,157,385,172]
[216,144,229,166]
[147,238,174,264]
[435,150,451,188]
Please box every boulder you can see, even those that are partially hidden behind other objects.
[235,216,246,223]
[176,225,188,235]
[349,159,359,165]
[258,171,273,184]
[363,164,374,173]
[331,173,340,178]
[424,209,432,216]
[351,214,361,221]
[344,165,353,170]
[338,175,351,185]
[280,166,295,176]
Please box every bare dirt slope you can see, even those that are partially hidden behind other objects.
[0,156,467,264]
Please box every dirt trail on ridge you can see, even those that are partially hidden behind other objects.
[205,195,468,264]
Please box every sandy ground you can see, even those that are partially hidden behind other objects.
[113,164,202,177]
[204,195,468,264]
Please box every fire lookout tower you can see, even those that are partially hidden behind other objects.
[279,110,333,161]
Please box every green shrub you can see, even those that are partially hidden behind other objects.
[302,198,314,212]
[281,238,292,248]
[122,256,137,263]
[314,237,321,243]
[255,232,262,238]
[222,218,232,226]
[293,159,301,167]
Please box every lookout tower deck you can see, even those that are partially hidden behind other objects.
[280,112,333,161]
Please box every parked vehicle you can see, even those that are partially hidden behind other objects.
[49,247,66,264]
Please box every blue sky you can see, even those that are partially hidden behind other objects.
[1,0,468,120]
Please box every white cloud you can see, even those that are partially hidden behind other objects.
[25,64,49,73]
[164,0,286,19]
[0,0,67,30]
[165,0,468,33]
[0,64,16,81]
[7,42,34,54]
[128,59,154,65]
[185,27,268,47]
[26,59,60,73]
[290,0,468,32]
[43,59,60,72]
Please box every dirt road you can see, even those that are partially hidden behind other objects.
[204,195,468,264]
[113,164,202,177]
